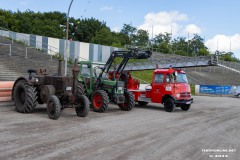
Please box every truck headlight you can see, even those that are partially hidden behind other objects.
[34,78,39,82]
[176,94,180,98]
[165,86,171,91]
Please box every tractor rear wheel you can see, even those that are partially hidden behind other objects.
[181,104,191,111]
[47,95,61,120]
[75,95,90,117]
[164,98,175,112]
[13,80,37,113]
[91,90,109,112]
[118,90,135,111]
[138,101,148,106]
[77,82,86,95]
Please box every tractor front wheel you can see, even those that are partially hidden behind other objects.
[47,95,61,120]
[118,90,135,111]
[164,98,175,112]
[13,80,37,113]
[91,90,109,113]
[75,95,90,117]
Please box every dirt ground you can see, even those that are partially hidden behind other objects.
[0,96,239,160]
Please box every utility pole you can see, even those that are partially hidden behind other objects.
[65,0,74,76]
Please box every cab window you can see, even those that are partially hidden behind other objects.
[166,74,174,83]
[80,64,90,77]
[154,74,164,83]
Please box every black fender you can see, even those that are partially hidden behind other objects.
[12,76,33,100]
[161,94,176,104]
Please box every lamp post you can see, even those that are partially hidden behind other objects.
[65,0,74,76]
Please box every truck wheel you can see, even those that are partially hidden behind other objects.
[118,90,135,111]
[181,104,191,111]
[164,98,175,112]
[77,82,86,95]
[75,95,90,117]
[13,80,37,113]
[237,94,240,98]
[91,90,109,113]
[138,101,148,106]
[47,95,61,120]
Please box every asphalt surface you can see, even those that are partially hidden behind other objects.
[0,96,239,160]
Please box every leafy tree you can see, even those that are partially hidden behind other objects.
[134,29,149,46]
[75,18,108,42]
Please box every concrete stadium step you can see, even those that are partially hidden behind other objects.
[0,36,72,81]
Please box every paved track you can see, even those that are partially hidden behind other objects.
[0,96,239,160]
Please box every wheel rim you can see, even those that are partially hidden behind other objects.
[48,101,55,115]
[119,93,129,108]
[77,101,84,112]
[17,87,25,105]
[93,94,103,109]
[165,101,172,111]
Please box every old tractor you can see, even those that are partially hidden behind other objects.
[77,49,152,112]
[12,59,90,120]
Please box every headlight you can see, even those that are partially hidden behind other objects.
[34,78,39,82]
[176,94,180,98]
[165,86,171,91]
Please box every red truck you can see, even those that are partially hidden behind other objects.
[123,68,193,112]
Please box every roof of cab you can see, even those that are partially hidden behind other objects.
[154,68,186,74]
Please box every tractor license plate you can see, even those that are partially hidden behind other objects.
[66,87,72,91]
[186,101,191,104]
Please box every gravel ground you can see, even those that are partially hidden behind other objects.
[0,95,239,160]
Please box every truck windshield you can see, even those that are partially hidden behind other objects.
[176,73,188,83]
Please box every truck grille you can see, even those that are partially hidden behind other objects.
[180,92,191,98]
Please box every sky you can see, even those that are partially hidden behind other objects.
[0,0,240,57]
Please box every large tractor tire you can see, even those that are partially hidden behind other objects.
[91,90,109,113]
[75,95,90,117]
[164,98,175,112]
[13,80,37,113]
[47,95,61,120]
[181,104,191,111]
[77,82,86,96]
[118,90,135,111]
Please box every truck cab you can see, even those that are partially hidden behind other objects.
[129,68,193,112]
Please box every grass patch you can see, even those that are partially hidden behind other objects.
[190,83,195,95]
[131,70,154,83]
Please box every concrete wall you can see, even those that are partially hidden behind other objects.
[0,29,121,63]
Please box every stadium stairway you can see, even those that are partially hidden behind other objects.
[0,36,70,81]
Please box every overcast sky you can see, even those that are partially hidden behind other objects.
[1,0,240,57]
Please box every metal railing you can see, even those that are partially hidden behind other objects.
[0,43,12,56]
[0,27,64,60]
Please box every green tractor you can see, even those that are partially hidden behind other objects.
[77,49,152,112]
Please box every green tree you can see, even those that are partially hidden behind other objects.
[134,29,149,46]
[75,18,108,42]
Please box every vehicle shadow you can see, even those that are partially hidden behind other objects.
[135,104,183,112]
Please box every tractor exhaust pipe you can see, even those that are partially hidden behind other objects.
[72,59,80,95]
[58,60,63,76]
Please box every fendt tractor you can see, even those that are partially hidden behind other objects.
[77,49,152,112]
[123,68,193,112]
[12,59,90,120]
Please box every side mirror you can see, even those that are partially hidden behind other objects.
[173,71,178,77]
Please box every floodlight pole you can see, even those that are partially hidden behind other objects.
[65,0,74,76]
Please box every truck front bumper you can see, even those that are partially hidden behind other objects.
[175,98,193,105]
